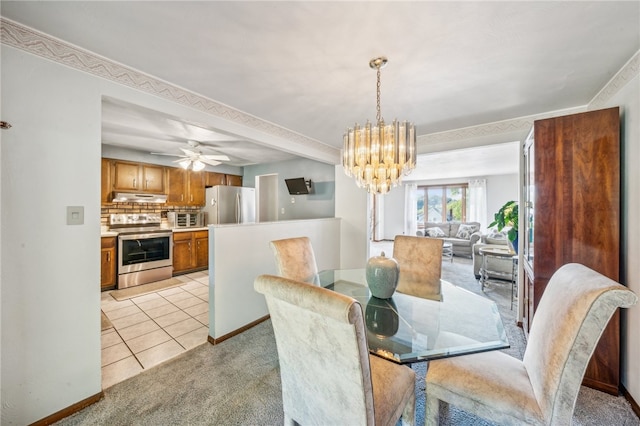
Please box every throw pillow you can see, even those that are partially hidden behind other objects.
[488,229,507,240]
[455,224,477,240]
[486,229,508,244]
[426,227,446,238]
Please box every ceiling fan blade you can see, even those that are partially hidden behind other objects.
[199,158,222,166]
[150,152,182,157]
[180,148,199,156]
[201,154,230,161]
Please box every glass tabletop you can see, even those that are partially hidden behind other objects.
[317,269,509,364]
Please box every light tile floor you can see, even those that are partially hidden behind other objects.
[100,271,209,389]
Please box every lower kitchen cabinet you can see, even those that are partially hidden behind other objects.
[101,236,117,290]
[173,230,208,275]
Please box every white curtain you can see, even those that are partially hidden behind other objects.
[404,183,418,237]
[468,179,488,230]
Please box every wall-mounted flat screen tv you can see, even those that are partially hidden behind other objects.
[285,177,310,195]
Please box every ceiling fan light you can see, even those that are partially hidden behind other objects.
[192,160,205,171]
[179,159,191,169]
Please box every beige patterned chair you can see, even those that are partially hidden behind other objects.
[254,274,416,426]
[425,263,637,425]
[270,236,319,283]
[393,235,443,301]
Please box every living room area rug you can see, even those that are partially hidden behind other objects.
[110,277,184,301]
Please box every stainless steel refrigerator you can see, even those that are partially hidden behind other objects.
[204,186,256,224]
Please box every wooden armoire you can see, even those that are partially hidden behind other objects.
[521,106,621,395]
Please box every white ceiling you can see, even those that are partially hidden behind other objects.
[2,1,639,174]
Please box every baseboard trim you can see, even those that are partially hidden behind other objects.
[30,391,103,426]
[208,315,270,345]
[621,384,640,418]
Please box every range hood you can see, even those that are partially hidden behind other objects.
[112,192,167,203]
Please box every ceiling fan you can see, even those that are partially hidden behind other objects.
[151,140,230,171]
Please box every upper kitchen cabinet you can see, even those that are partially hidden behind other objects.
[167,168,205,206]
[205,171,226,187]
[112,160,165,193]
[101,158,112,203]
[204,172,243,187]
[226,174,243,187]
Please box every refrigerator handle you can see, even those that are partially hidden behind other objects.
[236,193,241,223]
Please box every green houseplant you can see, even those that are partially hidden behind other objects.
[489,200,519,251]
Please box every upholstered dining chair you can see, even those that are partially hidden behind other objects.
[425,263,638,425]
[254,274,416,426]
[393,235,443,300]
[270,236,319,283]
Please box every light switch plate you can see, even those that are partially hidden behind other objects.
[67,206,84,225]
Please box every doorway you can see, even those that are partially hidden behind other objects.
[256,173,279,222]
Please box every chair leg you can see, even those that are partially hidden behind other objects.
[401,391,416,426]
[425,394,440,426]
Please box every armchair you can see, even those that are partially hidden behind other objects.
[269,236,319,283]
[393,235,443,301]
[425,263,637,425]
[255,274,416,425]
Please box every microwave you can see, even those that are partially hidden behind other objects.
[167,212,205,228]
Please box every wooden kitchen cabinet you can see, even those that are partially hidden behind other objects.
[101,158,112,203]
[522,106,621,394]
[112,160,165,193]
[225,174,243,186]
[205,171,226,187]
[194,230,209,269]
[172,230,208,275]
[173,231,194,274]
[101,236,117,290]
[167,168,205,206]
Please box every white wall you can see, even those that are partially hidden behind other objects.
[485,174,519,230]
[2,46,103,424]
[381,186,405,240]
[335,166,369,268]
[208,218,340,339]
[2,45,339,424]
[244,158,335,220]
[595,61,640,403]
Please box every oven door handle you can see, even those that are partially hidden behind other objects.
[119,232,172,241]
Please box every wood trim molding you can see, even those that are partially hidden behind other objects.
[621,384,640,419]
[30,391,103,426]
[0,17,339,162]
[207,315,271,345]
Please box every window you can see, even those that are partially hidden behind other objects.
[416,184,469,228]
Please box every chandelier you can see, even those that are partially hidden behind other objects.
[342,57,416,195]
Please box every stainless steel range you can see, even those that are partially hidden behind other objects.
[109,213,173,289]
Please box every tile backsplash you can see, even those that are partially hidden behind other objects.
[101,202,202,228]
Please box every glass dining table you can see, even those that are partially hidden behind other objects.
[317,269,509,364]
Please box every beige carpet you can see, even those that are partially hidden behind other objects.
[110,277,184,301]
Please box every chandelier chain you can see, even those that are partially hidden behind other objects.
[376,67,382,124]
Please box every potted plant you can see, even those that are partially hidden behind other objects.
[489,200,519,252]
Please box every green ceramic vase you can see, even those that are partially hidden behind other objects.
[365,297,399,336]
[365,251,399,299]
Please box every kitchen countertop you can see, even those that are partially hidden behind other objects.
[101,227,208,237]
[171,227,208,233]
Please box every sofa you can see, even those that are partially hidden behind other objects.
[472,230,514,280]
[416,222,481,258]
